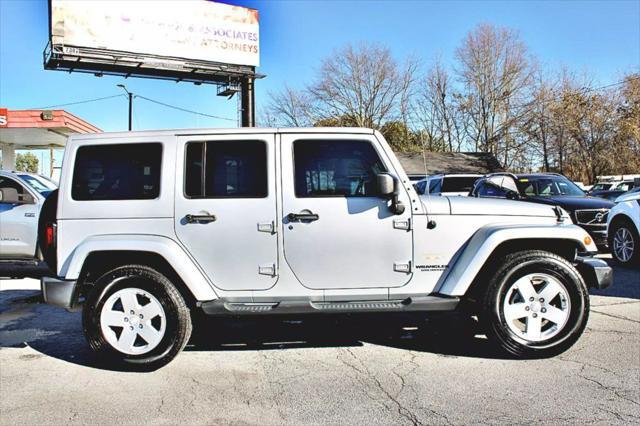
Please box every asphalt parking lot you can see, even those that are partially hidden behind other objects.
[0,257,638,425]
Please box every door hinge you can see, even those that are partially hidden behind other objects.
[257,221,275,234]
[394,261,411,273]
[258,264,277,277]
[393,218,411,231]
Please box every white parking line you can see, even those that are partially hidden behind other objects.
[0,278,40,291]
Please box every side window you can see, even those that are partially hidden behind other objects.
[185,140,267,198]
[294,140,386,197]
[429,178,442,194]
[477,181,507,198]
[72,143,162,201]
[0,177,25,194]
[0,177,26,202]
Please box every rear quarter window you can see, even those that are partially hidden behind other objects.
[71,143,162,201]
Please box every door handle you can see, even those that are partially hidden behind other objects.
[185,214,217,224]
[287,211,319,222]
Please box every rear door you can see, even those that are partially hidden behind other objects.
[174,134,278,291]
[280,133,414,290]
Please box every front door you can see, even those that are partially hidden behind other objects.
[280,134,413,290]
[0,176,38,258]
[174,134,278,291]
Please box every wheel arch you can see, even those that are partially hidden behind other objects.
[60,235,218,303]
[608,212,635,235]
[436,224,595,297]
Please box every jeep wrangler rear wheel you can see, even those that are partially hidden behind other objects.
[82,265,192,370]
[481,250,589,358]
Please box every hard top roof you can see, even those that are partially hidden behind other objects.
[68,127,376,141]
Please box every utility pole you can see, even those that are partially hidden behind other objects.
[49,146,54,178]
[117,84,133,130]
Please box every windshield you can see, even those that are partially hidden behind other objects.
[517,176,585,197]
[17,174,57,196]
[613,181,634,192]
[591,183,612,191]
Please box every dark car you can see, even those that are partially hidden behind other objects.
[470,173,615,249]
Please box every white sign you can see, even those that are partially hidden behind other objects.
[51,0,260,67]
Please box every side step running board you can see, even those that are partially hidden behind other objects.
[201,295,459,316]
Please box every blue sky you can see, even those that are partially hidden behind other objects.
[1,0,638,136]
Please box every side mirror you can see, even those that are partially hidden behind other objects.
[0,188,34,204]
[376,173,405,215]
[376,174,395,197]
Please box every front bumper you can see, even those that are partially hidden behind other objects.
[41,277,78,309]
[575,257,613,289]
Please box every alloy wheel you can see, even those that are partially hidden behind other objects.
[100,287,166,355]
[613,227,635,263]
[501,273,571,343]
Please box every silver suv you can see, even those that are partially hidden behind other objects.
[39,128,612,369]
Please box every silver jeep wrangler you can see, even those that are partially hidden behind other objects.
[39,128,612,369]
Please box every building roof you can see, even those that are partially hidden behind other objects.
[0,109,101,148]
[396,151,503,176]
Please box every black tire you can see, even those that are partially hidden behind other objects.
[37,189,58,272]
[608,218,640,266]
[82,265,192,370]
[480,250,589,358]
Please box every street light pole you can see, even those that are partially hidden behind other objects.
[117,84,133,131]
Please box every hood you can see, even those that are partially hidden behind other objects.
[446,196,559,218]
[525,196,614,211]
[616,192,640,203]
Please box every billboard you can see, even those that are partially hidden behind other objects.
[50,0,259,67]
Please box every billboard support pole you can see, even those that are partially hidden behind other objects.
[240,77,255,127]
[128,92,133,131]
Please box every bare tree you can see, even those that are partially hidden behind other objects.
[264,85,317,127]
[554,80,617,183]
[455,23,534,165]
[309,43,418,129]
[520,71,556,171]
[260,36,638,181]
[414,59,469,152]
[613,73,640,173]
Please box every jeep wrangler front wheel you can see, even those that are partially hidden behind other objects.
[82,265,192,370]
[481,250,589,358]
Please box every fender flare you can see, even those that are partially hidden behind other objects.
[436,223,596,296]
[59,234,218,301]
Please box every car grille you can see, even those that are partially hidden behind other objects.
[575,209,609,227]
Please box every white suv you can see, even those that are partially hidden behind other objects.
[39,128,612,369]
[607,188,640,265]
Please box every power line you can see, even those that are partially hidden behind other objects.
[135,95,236,122]
[27,91,237,124]
[586,76,639,92]
[29,94,125,109]
[529,75,640,106]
